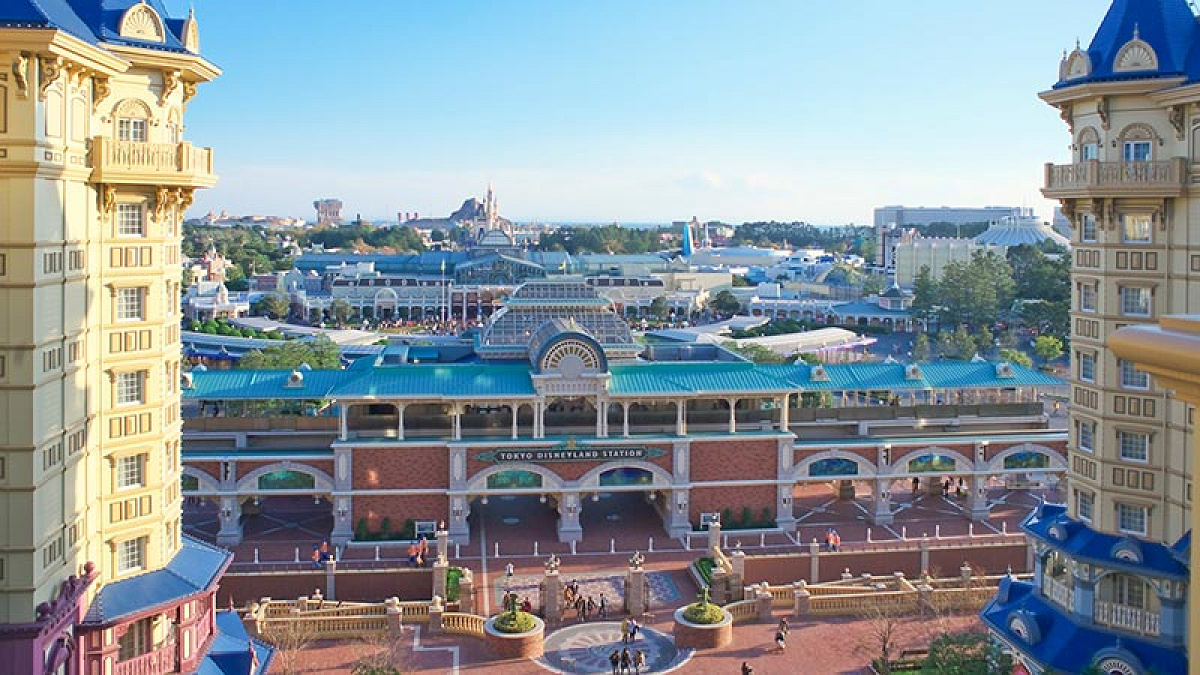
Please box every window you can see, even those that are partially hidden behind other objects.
[1080,143,1099,161]
[117,204,145,236]
[116,371,145,406]
[116,118,147,142]
[1123,140,1152,162]
[117,454,144,489]
[1078,420,1095,453]
[1119,359,1149,390]
[117,536,146,573]
[1079,283,1096,312]
[1119,287,1151,317]
[1118,431,1149,462]
[116,287,145,321]
[1077,490,1094,521]
[43,252,62,274]
[1078,352,1096,383]
[117,617,151,660]
[1116,503,1147,535]
[1080,214,1097,242]
[1122,214,1152,243]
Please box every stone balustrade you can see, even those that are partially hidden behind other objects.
[441,612,487,638]
[1043,158,1187,197]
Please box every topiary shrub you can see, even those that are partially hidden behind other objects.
[741,507,754,527]
[492,610,536,634]
[354,518,369,541]
[682,602,725,624]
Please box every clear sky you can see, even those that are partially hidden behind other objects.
[171,0,1114,225]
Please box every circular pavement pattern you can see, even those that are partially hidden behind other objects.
[536,621,692,674]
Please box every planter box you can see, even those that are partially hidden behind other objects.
[672,606,733,649]
[483,614,545,659]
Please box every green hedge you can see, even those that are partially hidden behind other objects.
[446,567,463,603]
[492,611,536,633]
[695,557,714,586]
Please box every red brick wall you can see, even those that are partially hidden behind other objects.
[353,446,448,489]
[690,439,776,482]
[690,485,775,524]
[187,462,221,482]
[353,494,447,531]
[217,568,433,605]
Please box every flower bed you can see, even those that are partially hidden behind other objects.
[484,613,544,659]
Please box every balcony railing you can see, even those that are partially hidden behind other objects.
[1094,600,1160,636]
[1043,158,1187,197]
[113,640,177,675]
[1042,575,1073,610]
[90,137,216,188]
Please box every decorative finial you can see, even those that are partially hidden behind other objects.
[1133,23,1140,40]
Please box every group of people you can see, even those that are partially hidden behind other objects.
[608,646,646,674]
[406,536,430,567]
[563,580,608,621]
[822,528,842,552]
[310,540,333,568]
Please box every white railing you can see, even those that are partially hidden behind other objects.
[113,640,177,675]
[1045,159,1185,192]
[1094,601,1160,636]
[1042,575,1073,609]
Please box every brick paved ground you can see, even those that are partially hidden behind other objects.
[276,591,985,674]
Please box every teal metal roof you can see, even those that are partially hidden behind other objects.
[609,361,794,396]
[758,362,1063,391]
[332,364,535,399]
[183,369,344,400]
[185,360,1063,401]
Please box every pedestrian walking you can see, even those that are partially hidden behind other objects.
[620,617,630,643]
[742,662,754,675]
[634,649,646,675]
[609,649,620,674]
[599,593,607,618]
[778,617,789,635]
[775,629,787,652]
[620,647,631,674]
[587,596,597,620]
[629,618,639,641]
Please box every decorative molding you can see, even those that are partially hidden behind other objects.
[119,2,165,43]
[92,76,111,113]
[1058,104,1074,134]
[160,70,179,106]
[1113,27,1158,73]
[113,97,151,120]
[98,185,116,220]
[154,186,176,223]
[182,10,201,53]
[177,188,195,213]
[11,52,29,99]
[1168,105,1186,140]
[1061,43,1091,81]
[38,56,62,101]
[1097,96,1110,131]
[181,81,198,109]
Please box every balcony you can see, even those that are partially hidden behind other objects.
[1041,574,1073,610]
[1042,158,1187,199]
[1094,600,1160,637]
[113,639,177,675]
[90,137,217,188]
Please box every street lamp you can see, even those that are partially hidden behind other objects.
[504,562,515,615]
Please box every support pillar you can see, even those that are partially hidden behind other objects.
[729,546,746,601]
[216,495,243,546]
[871,478,894,525]
[458,568,476,614]
[792,580,810,617]
[675,400,687,436]
[397,404,406,440]
[535,400,545,439]
[452,406,462,441]
[622,402,630,438]
[967,475,990,521]
[836,479,856,500]
[331,497,353,547]
[707,521,722,559]
[625,556,647,616]
[385,597,403,637]
[775,484,796,532]
[778,394,790,432]
[727,398,738,434]
[448,496,469,544]
[595,398,605,438]
[557,493,582,543]
[541,561,562,623]
[432,525,449,601]
[668,489,691,538]
[324,558,337,601]
[511,404,519,439]
[338,403,348,440]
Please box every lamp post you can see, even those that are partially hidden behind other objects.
[504,562,515,615]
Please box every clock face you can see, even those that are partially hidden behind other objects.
[1096,658,1137,675]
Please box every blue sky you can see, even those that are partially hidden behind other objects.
[172,1,1112,224]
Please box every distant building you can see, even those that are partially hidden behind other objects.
[973,213,1070,249]
[314,198,344,225]
[890,231,1005,288]
[873,204,1023,230]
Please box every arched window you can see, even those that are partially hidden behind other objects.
[113,99,151,143]
[1096,572,1160,636]
[1118,123,1158,163]
[1077,127,1100,162]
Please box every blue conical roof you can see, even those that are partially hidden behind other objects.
[1056,0,1200,87]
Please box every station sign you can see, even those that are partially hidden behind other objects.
[476,438,665,463]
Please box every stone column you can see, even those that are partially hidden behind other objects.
[216,495,243,546]
[809,539,820,583]
[557,493,582,543]
[730,546,746,600]
[919,537,930,575]
[668,489,691,538]
[707,521,722,559]
[452,405,462,441]
[792,581,810,617]
[595,397,605,437]
[427,596,444,634]
[385,597,403,637]
[778,394,790,432]
[625,553,647,616]
[871,478,894,525]
[534,399,545,439]
[675,400,687,436]
[622,402,630,438]
[755,583,773,622]
[775,483,796,532]
[967,474,990,521]
[324,558,337,601]
[432,526,449,602]
[331,496,353,547]
[511,404,519,439]
[727,398,738,434]
[396,404,406,440]
[448,496,469,543]
[338,403,348,440]
[541,563,562,623]
[458,568,476,615]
